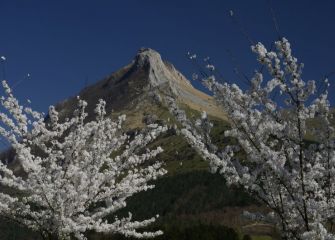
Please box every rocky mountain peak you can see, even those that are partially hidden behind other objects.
[133,47,180,88]
[135,48,164,68]
[55,47,227,123]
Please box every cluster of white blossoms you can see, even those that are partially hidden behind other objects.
[0,80,167,240]
[170,38,335,239]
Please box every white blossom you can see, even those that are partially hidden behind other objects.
[206,64,215,71]
[0,81,167,239]
[188,53,197,60]
[170,38,335,240]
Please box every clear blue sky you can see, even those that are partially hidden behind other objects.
[1,0,335,111]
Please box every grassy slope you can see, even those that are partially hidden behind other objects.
[91,104,274,240]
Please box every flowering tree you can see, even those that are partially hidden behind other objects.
[0,80,167,240]
[169,38,335,239]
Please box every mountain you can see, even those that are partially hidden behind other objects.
[0,49,275,240]
[55,48,227,127]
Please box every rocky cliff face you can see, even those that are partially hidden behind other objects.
[55,48,226,124]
